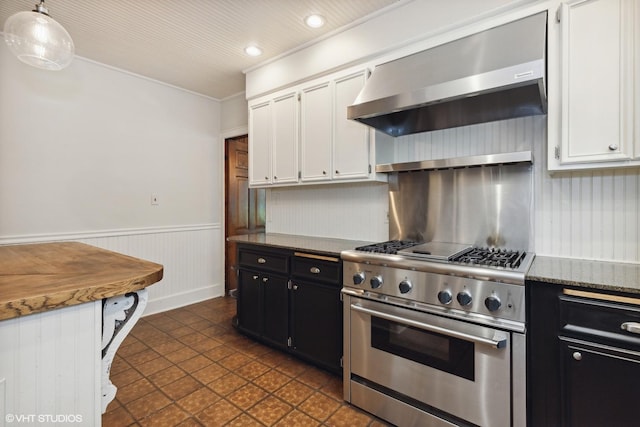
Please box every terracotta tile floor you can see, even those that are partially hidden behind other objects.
[102,296,390,426]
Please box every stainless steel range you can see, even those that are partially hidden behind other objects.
[340,156,535,427]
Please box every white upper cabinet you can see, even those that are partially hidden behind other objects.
[548,0,640,170]
[300,69,374,183]
[300,81,332,181]
[248,101,272,186]
[333,71,371,180]
[272,92,299,185]
[248,91,299,187]
[249,66,387,188]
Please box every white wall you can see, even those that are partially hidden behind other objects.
[221,92,248,135]
[0,43,224,313]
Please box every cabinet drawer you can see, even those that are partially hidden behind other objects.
[238,247,289,273]
[292,252,341,285]
[559,289,640,348]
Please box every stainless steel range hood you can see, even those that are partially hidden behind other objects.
[348,12,547,137]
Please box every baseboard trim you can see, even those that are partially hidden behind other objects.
[144,283,224,316]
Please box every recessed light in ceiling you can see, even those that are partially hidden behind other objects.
[244,45,263,57]
[304,14,325,28]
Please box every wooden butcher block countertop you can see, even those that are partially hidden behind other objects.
[0,242,163,321]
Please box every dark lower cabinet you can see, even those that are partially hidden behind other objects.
[560,338,640,427]
[528,280,640,427]
[235,244,343,374]
[290,280,342,374]
[237,270,262,336]
[237,269,289,349]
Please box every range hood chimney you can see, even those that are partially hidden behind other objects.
[348,12,547,137]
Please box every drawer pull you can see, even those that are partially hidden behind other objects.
[621,322,640,334]
[310,267,321,274]
[573,352,582,361]
[257,257,266,264]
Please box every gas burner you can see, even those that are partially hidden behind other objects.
[356,240,419,254]
[451,247,526,269]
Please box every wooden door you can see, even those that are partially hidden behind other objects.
[225,135,265,294]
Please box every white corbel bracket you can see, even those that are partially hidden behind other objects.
[100,289,148,413]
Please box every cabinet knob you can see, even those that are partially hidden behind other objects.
[252,275,259,280]
[265,176,269,180]
[292,284,298,290]
[335,170,339,174]
[609,143,618,151]
[322,171,326,175]
[262,277,269,283]
[572,351,582,361]
[274,176,277,180]
[310,267,320,274]
[257,257,266,264]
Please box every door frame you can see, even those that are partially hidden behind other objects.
[220,126,248,296]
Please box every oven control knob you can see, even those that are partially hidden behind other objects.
[353,272,365,285]
[457,291,473,306]
[399,280,413,294]
[437,290,453,305]
[484,295,502,312]
[370,275,383,289]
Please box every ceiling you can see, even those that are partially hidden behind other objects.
[0,0,401,99]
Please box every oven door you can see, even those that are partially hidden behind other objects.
[348,296,512,427]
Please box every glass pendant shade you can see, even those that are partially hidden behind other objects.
[4,10,74,71]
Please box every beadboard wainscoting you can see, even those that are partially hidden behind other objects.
[267,115,640,264]
[0,224,223,316]
[266,182,389,242]
[0,301,102,427]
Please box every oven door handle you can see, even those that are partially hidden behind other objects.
[351,303,508,349]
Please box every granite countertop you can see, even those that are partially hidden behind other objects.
[0,242,163,320]
[227,233,373,256]
[527,255,640,295]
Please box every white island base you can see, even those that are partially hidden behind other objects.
[0,290,148,427]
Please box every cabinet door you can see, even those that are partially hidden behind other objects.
[300,81,332,182]
[262,274,289,348]
[272,92,299,185]
[560,0,634,164]
[333,71,371,180]
[290,281,342,373]
[248,101,272,186]
[237,269,263,337]
[560,339,640,427]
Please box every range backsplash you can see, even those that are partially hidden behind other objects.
[389,162,533,251]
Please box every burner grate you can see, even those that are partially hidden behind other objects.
[355,240,419,254]
[452,247,526,269]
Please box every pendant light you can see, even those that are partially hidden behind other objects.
[3,0,74,71]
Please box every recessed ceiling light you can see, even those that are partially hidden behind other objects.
[304,14,325,28]
[244,45,263,57]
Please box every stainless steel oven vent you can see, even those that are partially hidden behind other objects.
[347,12,547,137]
